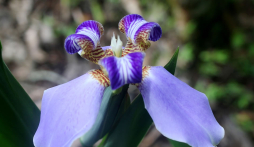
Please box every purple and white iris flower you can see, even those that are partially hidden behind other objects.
[33,14,224,147]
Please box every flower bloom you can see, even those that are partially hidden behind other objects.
[33,14,224,147]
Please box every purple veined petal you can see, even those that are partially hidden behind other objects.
[64,20,104,54]
[119,14,162,44]
[76,20,103,48]
[137,22,162,42]
[33,70,109,147]
[76,20,104,38]
[64,34,94,54]
[119,14,143,35]
[138,66,225,147]
[100,52,145,90]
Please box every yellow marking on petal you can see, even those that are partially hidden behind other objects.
[136,28,150,43]
[142,66,151,79]
[80,45,114,64]
[77,38,94,51]
[119,18,126,34]
[90,69,110,87]
[97,22,104,37]
[122,41,150,57]
[105,49,114,56]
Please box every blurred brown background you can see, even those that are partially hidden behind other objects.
[1,0,254,146]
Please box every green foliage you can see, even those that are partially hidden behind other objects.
[54,24,77,37]
[179,43,194,63]
[226,82,254,109]
[200,50,229,64]
[231,31,245,49]
[199,62,219,76]
[236,113,254,132]
[199,50,229,76]
[91,1,105,24]
[106,0,121,4]
[99,48,179,147]
[195,80,254,109]
[0,40,40,147]
[61,0,82,7]
[186,21,197,36]
[195,82,224,101]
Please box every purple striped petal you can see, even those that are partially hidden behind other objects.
[119,14,162,44]
[64,34,93,54]
[64,20,103,54]
[100,52,145,90]
[33,70,109,147]
[138,66,224,147]
[76,20,104,38]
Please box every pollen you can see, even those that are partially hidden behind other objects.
[90,69,110,87]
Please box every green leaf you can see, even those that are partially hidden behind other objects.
[165,47,179,74]
[113,93,131,124]
[103,48,179,147]
[0,40,40,146]
[80,85,130,146]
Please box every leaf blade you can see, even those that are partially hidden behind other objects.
[0,40,40,147]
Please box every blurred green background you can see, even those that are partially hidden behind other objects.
[0,0,253,146]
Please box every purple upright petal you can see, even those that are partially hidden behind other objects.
[76,20,104,38]
[138,66,224,147]
[138,22,162,42]
[33,70,109,147]
[119,14,143,35]
[64,20,104,54]
[100,52,145,90]
[64,34,93,54]
[119,14,162,44]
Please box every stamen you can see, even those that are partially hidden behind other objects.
[111,33,123,57]
[111,33,117,50]
[116,35,123,57]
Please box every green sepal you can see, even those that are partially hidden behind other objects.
[0,40,40,147]
[80,85,130,146]
[103,48,179,147]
